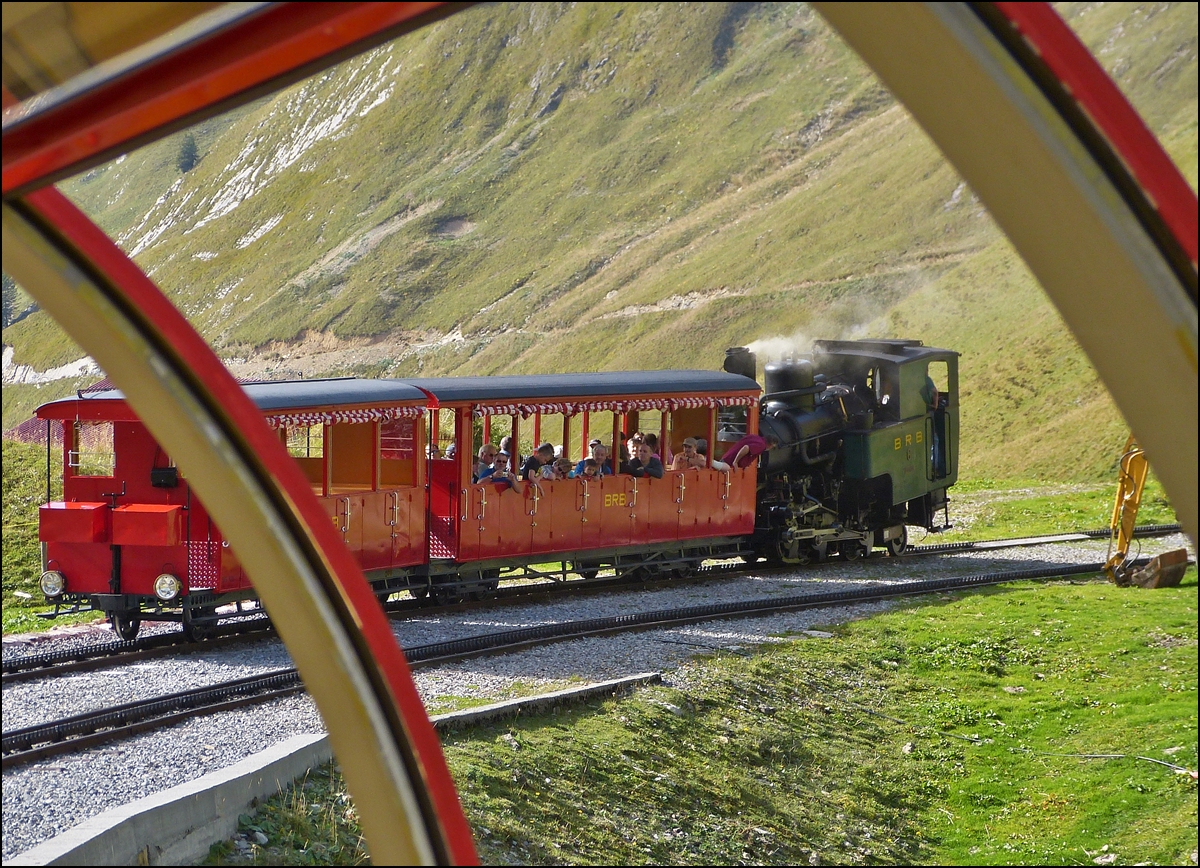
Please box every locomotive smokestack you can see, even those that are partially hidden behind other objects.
[724,346,757,383]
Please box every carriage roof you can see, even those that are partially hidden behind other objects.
[36,370,759,419]
[404,370,759,404]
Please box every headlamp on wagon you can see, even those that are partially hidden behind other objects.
[40,571,66,598]
[154,573,181,601]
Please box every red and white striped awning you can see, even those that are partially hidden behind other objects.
[471,395,756,418]
[264,405,425,429]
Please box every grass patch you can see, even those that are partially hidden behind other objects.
[928,476,1179,543]
[203,765,368,866]
[206,568,1197,865]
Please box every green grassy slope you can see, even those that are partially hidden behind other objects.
[3,2,1196,483]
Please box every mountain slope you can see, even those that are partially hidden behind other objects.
[3,2,1196,483]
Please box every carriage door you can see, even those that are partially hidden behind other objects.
[380,417,423,567]
[429,410,460,559]
[328,422,371,564]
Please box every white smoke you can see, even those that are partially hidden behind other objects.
[745,333,813,362]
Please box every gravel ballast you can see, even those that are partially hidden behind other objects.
[2,534,1192,860]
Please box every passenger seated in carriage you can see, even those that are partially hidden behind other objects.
[628,442,664,478]
[521,442,556,481]
[478,451,522,491]
[473,443,498,482]
[671,437,705,470]
[575,439,614,476]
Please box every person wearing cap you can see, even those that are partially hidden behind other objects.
[575,439,614,476]
[478,451,521,491]
[520,442,556,482]
[671,437,705,470]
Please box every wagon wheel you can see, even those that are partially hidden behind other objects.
[624,564,654,583]
[466,571,500,601]
[110,611,141,642]
[886,526,908,556]
[182,607,217,642]
[430,584,464,605]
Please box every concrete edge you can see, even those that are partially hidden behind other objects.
[5,672,661,866]
[4,733,333,867]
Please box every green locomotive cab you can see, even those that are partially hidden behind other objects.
[813,339,958,534]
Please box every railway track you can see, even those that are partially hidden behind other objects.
[2,523,1183,684]
[2,555,1176,770]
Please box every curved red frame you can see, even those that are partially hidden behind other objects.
[20,186,478,864]
[994,2,1198,268]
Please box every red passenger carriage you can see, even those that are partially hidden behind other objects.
[409,370,760,599]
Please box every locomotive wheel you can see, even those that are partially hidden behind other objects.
[886,526,908,556]
[775,535,805,565]
[841,540,864,561]
[110,611,141,641]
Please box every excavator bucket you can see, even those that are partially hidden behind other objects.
[1125,548,1190,589]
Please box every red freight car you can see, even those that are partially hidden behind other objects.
[36,378,430,639]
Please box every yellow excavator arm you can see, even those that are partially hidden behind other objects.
[1105,436,1188,588]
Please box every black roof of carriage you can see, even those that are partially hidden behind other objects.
[41,370,758,413]
[403,370,759,403]
[43,378,428,412]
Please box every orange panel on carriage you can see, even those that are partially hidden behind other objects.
[40,501,110,543]
[112,503,185,546]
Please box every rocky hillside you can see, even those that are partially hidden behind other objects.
[2,1,1196,482]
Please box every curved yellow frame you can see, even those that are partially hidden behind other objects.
[815,3,1197,542]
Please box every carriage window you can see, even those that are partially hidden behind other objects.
[381,417,418,488]
[432,408,456,458]
[329,422,375,493]
[70,421,115,476]
[286,424,323,458]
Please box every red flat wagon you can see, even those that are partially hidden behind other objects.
[36,378,429,639]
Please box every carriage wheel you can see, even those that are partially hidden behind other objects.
[573,560,600,581]
[671,561,696,579]
[409,585,429,601]
[111,611,141,641]
[886,526,908,556]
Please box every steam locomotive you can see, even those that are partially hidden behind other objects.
[34,338,957,639]
[722,339,957,565]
